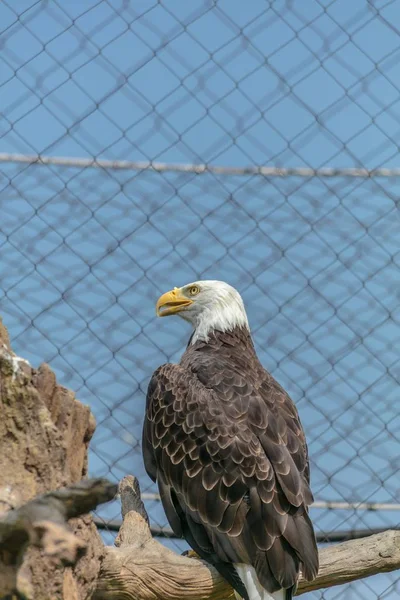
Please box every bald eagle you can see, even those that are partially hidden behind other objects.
[142,280,318,600]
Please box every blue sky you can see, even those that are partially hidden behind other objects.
[1,1,400,598]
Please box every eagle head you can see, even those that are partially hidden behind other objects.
[156,280,249,343]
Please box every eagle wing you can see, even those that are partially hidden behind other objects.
[142,360,318,595]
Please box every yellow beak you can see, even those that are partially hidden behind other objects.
[156,287,193,317]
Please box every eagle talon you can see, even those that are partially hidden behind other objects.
[182,549,200,559]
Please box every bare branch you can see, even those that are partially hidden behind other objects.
[0,479,116,597]
[297,529,400,595]
[95,476,400,600]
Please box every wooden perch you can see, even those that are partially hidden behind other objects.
[94,476,400,600]
[0,478,116,561]
[0,479,116,597]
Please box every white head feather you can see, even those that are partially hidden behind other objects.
[176,280,250,343]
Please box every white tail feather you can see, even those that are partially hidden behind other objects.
[234,564,285,600]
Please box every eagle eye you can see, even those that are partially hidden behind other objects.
[188,285,200,297]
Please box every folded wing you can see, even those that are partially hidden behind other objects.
[143,359,318,598]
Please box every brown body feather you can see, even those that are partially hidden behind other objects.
[142,327,318,599]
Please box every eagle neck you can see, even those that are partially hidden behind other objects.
[189,326,256,354]
[190,306,250,345]
[181,326,262,382]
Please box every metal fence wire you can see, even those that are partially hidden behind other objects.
[1,1,400,598]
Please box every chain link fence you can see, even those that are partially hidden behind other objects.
[1,1,400,598]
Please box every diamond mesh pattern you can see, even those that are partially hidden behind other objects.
[1,2,400,598]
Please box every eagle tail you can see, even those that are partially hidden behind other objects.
[234,564,285,600]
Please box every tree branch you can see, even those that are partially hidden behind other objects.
[297,529,400,594]
[0,479,116,597]
[94,476,400,600]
